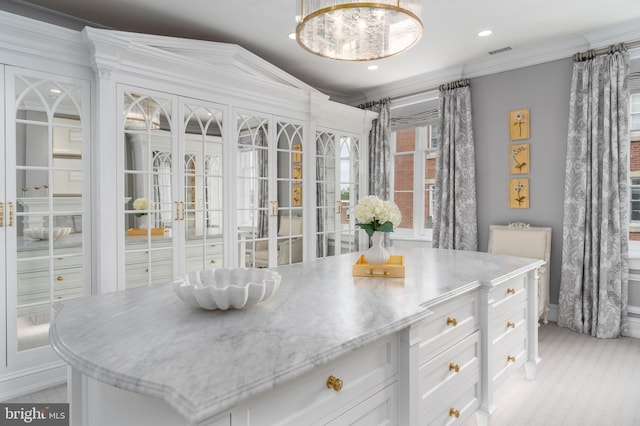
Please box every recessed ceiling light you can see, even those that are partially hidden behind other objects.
[478,30,493,37]
[368,65,378,71]
[288,32,296,40]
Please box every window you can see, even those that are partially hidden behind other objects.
[391,124,438,238]
[630,92,640,241]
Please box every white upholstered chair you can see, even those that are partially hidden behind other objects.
[487,223,552,324]
[254,216,303,267]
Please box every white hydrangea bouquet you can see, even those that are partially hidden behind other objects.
[132,197,153,217]
[354,195,401,237]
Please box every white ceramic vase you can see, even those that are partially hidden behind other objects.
[364,231,390,265]
[138,214,149,229]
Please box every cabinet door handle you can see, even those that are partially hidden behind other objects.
[449,362,460,373]
[446,316,457,326]
[8,202,14,227]
[507,355,516,363]
[0,202,3,227]
[506,321,516,328]
[506,287,516,295]
[181,201,185,221]
[449,408,460,418]
[174,202,181,221]
[210,260,216,264]
[326,375,343,392]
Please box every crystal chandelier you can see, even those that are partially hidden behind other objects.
[296,0,423,61]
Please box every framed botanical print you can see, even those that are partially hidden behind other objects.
[509,143,530,174]
[292,186,302,206]
[509,178,529,208]
[509,109,530,140]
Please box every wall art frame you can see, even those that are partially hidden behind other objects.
[509,178,529,208]
[509,143,530,174]
[509,108,530,140]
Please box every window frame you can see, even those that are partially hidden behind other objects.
[390,124,438,241]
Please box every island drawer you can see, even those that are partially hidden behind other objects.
[490,298,528,346]
[417,291,479,362]
[234,334,397,426]
[489,274,527,312]
[421,366,481,426]
[491,327,527,388]
[419,330,480,404]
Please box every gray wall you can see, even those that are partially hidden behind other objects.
[472,58,573,305]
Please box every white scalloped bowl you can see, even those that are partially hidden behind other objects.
[174,268,281,310]
[24,227,72,240]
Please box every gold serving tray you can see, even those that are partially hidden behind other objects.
[126,227,169,236]
[352,254,405,278]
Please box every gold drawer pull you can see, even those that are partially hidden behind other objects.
[57,276,64,281]
[449,362,460,373]
[506,321,516,328]
[506,288,516,295]
[446,317,457,326]
[210,260,216,264]
[326,375,343,392]
[507,355,516,363]
[449,408,460,418]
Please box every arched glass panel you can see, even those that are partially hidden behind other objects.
[13,73,87,353]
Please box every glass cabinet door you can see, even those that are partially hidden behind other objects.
[122,90,174,288]
[315,131,361,258]
[276,121,304,265]
[236,113,270,268]
[315,130,338,258]
[339,136,361,253]
[182,102,224,272]
[6,68,89,362]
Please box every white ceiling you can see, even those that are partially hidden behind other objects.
[8,0,640,102]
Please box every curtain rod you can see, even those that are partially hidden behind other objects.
[574,40,640,61]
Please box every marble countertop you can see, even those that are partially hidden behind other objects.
[49,246,541,423]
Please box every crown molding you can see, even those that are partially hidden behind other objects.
[351,17,640,107]
[0,9,88,68]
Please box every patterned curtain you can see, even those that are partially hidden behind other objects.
[360,98,391,199]
[432,79,478,250]
[558,44,630,338]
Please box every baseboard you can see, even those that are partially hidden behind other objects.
[0,361,66,402]
[546,304,640,339]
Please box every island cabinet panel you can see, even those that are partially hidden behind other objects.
[476,268,540,426]
[230,333,398,426]
[85,377,231,426]
[405,290,481,426]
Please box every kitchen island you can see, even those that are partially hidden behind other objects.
[50,246,543,425]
